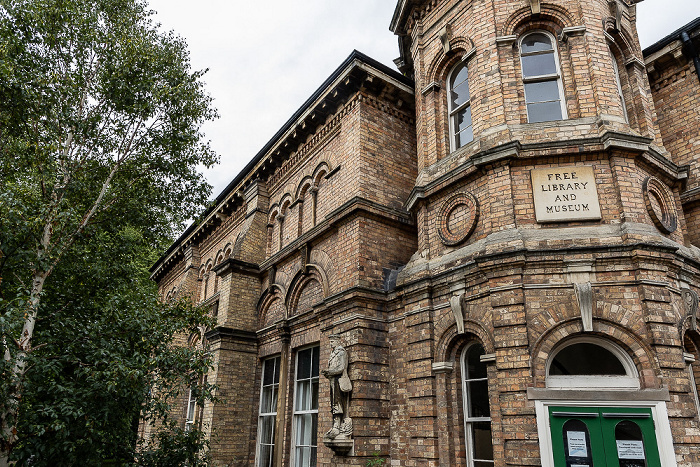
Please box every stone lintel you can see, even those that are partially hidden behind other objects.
[528,387,670,401]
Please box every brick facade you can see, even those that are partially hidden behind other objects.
[150,2,700,466]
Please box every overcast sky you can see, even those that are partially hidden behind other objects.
[146,0,700,199]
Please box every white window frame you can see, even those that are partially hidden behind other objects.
[461,343,494,467]
[185,386,197,432]
[291,346,319,467]
[534,399,677,467]
[685,352,700,420]
[519,30,568,122]
[609,45,629,123]
[546,336,640,389]
[447,58,474,151]
[256,356,281,467]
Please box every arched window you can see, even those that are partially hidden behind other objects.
[519,31,566,123]
[546,337,639,389]
[609,46,628,123]
[461,342,494,466]
[448,60,473,151]
[684,335,700,420]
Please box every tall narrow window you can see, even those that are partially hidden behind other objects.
[257,356,281,467]
[610,47,628,122]
[293,346,319,467]
[461,343,494,467]
[448,61,473,150]
[520,31,566,123]
[185,385,197,432]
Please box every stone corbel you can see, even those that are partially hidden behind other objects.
[560,26,587,43]
[450,293,467,334]
[421,81,441,96]
[495,35,517,47]
[528,0,541,15]
[439,24,452,54]
[682,288,699,331]
[608,0,622,32]
[574,282,594,332]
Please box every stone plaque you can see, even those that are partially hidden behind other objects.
[531,166,601,222]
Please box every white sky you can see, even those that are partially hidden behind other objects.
[146,0,700,199]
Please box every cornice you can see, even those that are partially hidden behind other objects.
[405,131,685,211]
[151,51,415,281]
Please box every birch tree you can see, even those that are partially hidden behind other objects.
[0,0,217,463]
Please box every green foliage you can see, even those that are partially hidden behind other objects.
[366,451,386,467]
[0,0,219,463]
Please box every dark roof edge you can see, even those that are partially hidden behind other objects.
[151,50,413,274]
[642,17,700,57]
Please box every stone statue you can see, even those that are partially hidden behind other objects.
[322,334,352,440]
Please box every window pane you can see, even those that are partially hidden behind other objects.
[465,344,486,379]
[311,379,319,410]
[456,126,473,149]
[521,33,553,53]
[295,447,308,467]
[455,107,473,133]
[469,380,490,418]
[451,63,469,89]
[451,81,470,107]
[296,380,310,411]
[261,387,273,413]
[524,80,560,104]
[312,347,320,377]
[526,101,562,123]
[260,415,275,444]
[521,52,557,77]
[549,343,627,376]
[263,357,279,385]
[259,445,273,467]
[472,421,494,460]
[298,348,312,379]
[297,413,313,445]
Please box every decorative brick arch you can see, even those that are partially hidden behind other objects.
[312,161,331,187]
[530,318,660,388]
[258,284,288,327]
[435,320,495,364]
[295,176,313,201]
[502,4,576,37]
[285,263,330,316]
[426,38,475,87]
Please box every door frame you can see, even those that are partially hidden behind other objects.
[534,398,677,467]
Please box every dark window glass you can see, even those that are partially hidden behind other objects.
[526,102,563,123]
[550,343,627,376]
[521,33,552,53]
[521,52,557,77]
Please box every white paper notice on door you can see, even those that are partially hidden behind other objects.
[617,440,645,459]
[567,431,588,457]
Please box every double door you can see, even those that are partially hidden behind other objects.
[549,406,661,467]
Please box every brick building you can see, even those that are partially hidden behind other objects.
[150,1,700,466]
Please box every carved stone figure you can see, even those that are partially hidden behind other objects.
[322,334,352,440]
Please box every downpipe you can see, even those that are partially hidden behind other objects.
[681,31,700,85]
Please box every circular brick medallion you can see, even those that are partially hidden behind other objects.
[643,176,677,234]
[438,192,479,246]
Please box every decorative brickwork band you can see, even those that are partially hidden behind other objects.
[437,192,479,246]
[643,176,677,234]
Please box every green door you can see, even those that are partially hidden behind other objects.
[549,406,662,467]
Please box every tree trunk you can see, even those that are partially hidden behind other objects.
[1,220,52,465]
